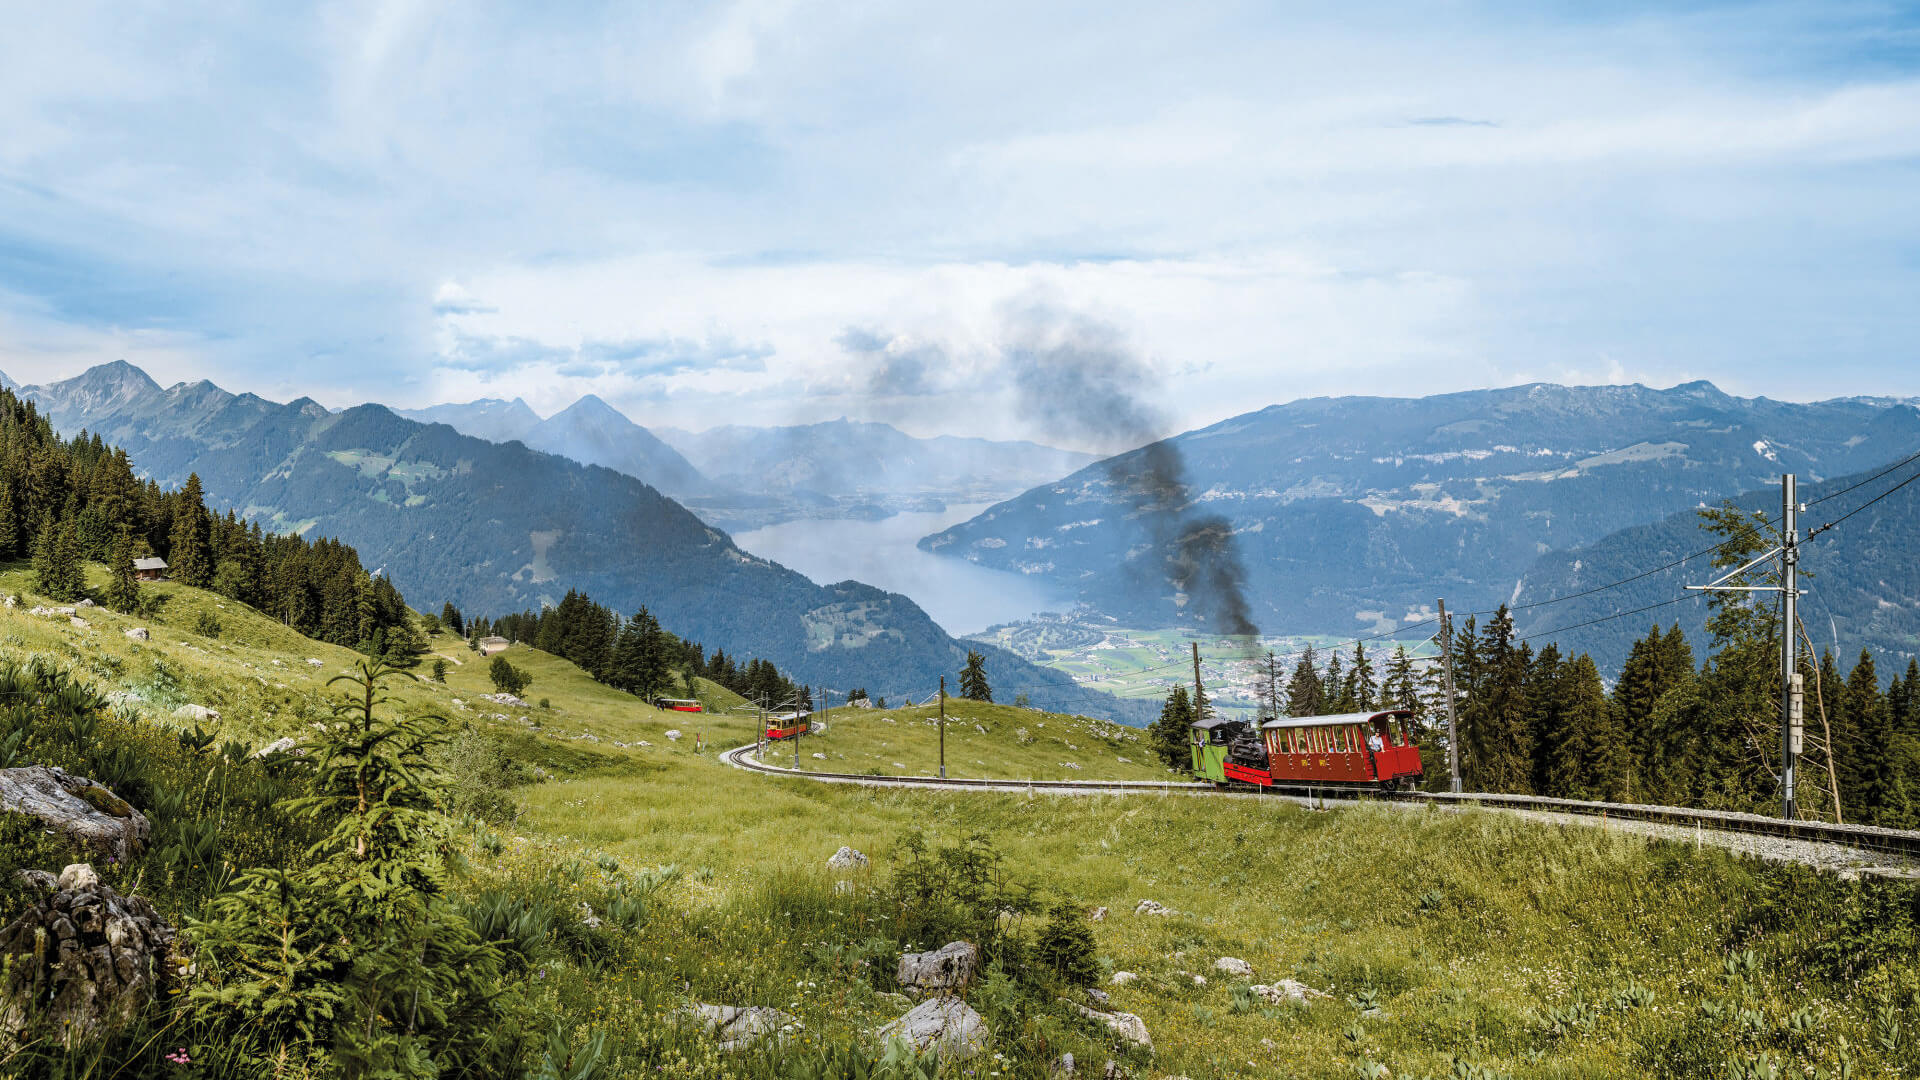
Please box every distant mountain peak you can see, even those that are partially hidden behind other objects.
[555,393,626,421]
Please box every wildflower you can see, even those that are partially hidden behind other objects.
[165,1048,192,1065]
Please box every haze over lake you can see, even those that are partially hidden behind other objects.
[732,503,1069,637]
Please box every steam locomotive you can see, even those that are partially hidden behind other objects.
[1190,709,1424,792]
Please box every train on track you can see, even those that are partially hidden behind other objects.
[1190,709,1425,792]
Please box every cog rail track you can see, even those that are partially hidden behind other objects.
[724,744,1920,860]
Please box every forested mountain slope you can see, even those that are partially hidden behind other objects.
[924,381,1920,638]
[17,362,1141,717]
[1512,455,1920,674]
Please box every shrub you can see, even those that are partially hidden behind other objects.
[1033,900,1100,988]
[490,656,531,697]
[191,611,222,638]
[431,658,448,683]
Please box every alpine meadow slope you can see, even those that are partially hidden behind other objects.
[16,362,1141,718]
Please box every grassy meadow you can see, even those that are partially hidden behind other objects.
[1,561,1916,1078]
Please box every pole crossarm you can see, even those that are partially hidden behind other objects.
[1684,545,1784,592]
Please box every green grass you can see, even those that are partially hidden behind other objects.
[3,560,1916,1078]
[782,701,1171,781]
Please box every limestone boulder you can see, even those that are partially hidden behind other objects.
[678,1003,800,1052]
[0,766,150,861]
[897,940,978,996]
[877,996,990,1060]
[171,704,219,725]
[1071,1003,1152,1050]
[1133,899,1174,917]
[1249,979,1328,1005]
[0,863,179,1040]
[1215,957,1254,978]
[826,846,869,871]
[123,628,149,642]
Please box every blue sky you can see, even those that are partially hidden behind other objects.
[1,1,1917,449]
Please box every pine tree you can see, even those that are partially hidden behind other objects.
[0,481,16,559]
[104,527,141,613]
[1285,645,1324,717]
[959,650,992,702]
[440,602,464,637]
[168,473,213,587]
[1462,606,1531,793]
[1838,651,1885,821]
[1150,685,1196,770]
[1346,642,1376,711]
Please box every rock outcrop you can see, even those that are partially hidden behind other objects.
[171,704,219,724]
[1249,979,1327,1005]
[1214,957,1254,978]
[826,846,869,870]
[0,766,150,861]
[897,940,978,996]
[0,864,179,1040]
[1071,1003,1152,1050]
[877,996,990,1060]
[1133,899,1174,917]
[677,1003,801,1052]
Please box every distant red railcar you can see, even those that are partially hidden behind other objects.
[765,718,810,740]
[653,698,705,713]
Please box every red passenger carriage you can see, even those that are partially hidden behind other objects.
[1260,709,1424,791]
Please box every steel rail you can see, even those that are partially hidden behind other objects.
[723,744,1920,861]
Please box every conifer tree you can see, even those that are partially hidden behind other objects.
[1324,649,1350,712]
[1462,605,1532,793]
[104,527,141,613]
[1285,645,1324,717]
[0,481,16,559]
[959,650,992,702]
[1150,685,1196,769]
[168,473,213,587]
[1347,642,1377,711]
[440,602,464,637]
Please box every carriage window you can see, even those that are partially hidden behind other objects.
[1329,727,1344,754]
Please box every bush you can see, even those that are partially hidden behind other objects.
[431,658,448,683]
[191,611,222,638]
[490,656,531,697]
[1033,900,1100,988]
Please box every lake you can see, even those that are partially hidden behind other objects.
[731,503,1070,637]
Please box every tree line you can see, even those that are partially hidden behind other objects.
[0,388,420,658]
[1148,502,1920,826]
[451,589,811,708]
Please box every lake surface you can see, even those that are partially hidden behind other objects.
[731,503,1070,637]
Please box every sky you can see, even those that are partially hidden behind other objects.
[1,1,1918,452]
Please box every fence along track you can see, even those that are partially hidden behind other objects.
[723,744,1920,860]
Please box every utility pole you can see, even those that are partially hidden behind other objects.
[1436,598,1462,794]
[938,676,947,779]
[1191,641,1208,722]
[1266,649,1280,719]
[1686,473,1802,820]
[1780,476,1800,820]
[797,688,806,770]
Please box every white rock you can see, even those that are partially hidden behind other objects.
[55,607,75,616]
[876,996,990,1060]
[1109,971,1137,987]
[665,729,682,740]
[579,902,602,930]
[1089,906,1108,922]
[1071,1004,1152,1050]
[826,846,869,870]
[1134,899,1174,917]
[896,940,978,994]
[679,1004,801,1052]
[1191,974,1207,986]
[0,596,12,608]
[76,599,94,608]
[1215,957,1254,978]
[254,737,298,758]
[0,766,151,862]
[1249,979,1328,1005]
[812,752,826,760]
[171,704,220,724]
[57,863,100,892]
[638,740,652,747]
[69,617,90,629]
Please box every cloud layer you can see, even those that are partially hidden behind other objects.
[1,1,1917,442]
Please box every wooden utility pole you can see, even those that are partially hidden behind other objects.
[1436,598,1462,794]
[1191,641,1208,721]
[938,676,947,779]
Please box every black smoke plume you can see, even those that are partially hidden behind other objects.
[1000,301,1259,641]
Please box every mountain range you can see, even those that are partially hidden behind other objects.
[923,381,1920,669]
[1511,458,1920,673]
[400,400,1095,530]
[11,361,1144,718]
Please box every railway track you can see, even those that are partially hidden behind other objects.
[723,743,1920,865]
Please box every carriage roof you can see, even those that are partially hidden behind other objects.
[1189,716,1246,731]
[1260,709,1413,730]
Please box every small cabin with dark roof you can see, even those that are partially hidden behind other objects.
[132,557,168,582]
